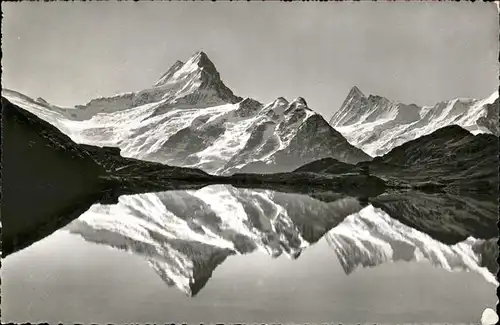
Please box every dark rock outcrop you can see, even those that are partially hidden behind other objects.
[298,124,499,192]
[2,97,111,256]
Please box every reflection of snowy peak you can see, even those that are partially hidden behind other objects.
[325,205,497,285]
[66,187,497,296]
[329,86,499,156]
[67,185,364,296]
[3,53,370,174]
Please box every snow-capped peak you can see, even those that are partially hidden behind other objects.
[329,87,499,156]
[483,89,499,105]
[274,97,289,105]
[153,60,185,88]
[149,51,242,107]
[348,85,365,98]
[153,51,221,89]
[262,97,289,117]
[187,51,217,70]
[290,97,308,107]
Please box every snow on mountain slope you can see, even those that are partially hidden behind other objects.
[329,86,499,156]
[71,51,243,120]
[1,89,75,134]
[66,185,365,296]
[325,205,497,285]
[3,51,370,175]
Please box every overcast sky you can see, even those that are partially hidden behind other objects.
[2,2,498,118]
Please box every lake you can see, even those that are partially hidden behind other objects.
[1,185,497,324]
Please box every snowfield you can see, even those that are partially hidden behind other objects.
[329,86,499,156]
[3,51,369,175]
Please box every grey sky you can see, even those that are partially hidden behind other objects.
[2,2,498,119]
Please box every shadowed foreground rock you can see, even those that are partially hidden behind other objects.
[297,124,499,193]
[2,97,110,257]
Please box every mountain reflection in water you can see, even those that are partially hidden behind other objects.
[60,185,498,296]
[2,184,497,324]
[66,185,366,296]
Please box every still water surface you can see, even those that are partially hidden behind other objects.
[1,186,497,324]
[2,231,495,324]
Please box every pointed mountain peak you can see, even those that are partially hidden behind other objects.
[153,51,223,88]
[291,97,308,107]
[154,60,185,87]
[235,98,263,117]
[185,50,218,73]
[348,86,365,98]
[152,50,241,104]
[272,97,289,106]
[328,86,367,127]
[190,50,210,63]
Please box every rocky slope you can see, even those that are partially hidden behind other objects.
[295,124,499,245]
[329,86,499,156]
[2,51,370,175]
[369,125,499,191]
[297,124,499,192]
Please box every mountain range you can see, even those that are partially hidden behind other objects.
[5,51,498,177]
[2,49,498,277]
[1,96,385,257]
[2,76,497,298]
[329,85,499,156]
[2,51,370,175]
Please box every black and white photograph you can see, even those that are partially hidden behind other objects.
[1,2,499,324]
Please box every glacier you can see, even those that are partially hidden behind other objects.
[2,51,370,175]
[329,86,499,156]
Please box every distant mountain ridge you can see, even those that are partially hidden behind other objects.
[3,51,371,175]
[329,86,499,156]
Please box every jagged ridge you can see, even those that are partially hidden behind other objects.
[329,86,499,156]
[3,56,371,175]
